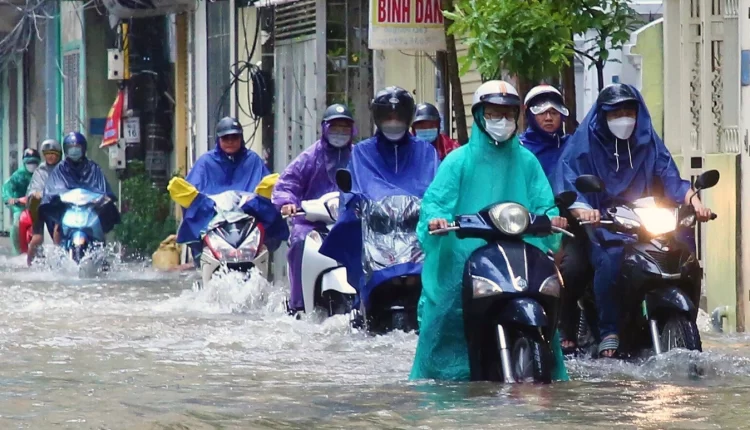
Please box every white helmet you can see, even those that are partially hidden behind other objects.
[471,80,521,114]
[524,84,569,117]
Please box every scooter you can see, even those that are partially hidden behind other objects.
[291,192,358,316]
[335,170,423,334]
[18,197,32,254]
[59,188,110,265]
[198,190,272,288]
[570,170,719,357]
[429,191,577,383]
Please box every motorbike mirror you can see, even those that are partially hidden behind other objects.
[694,169,720,190]
[555,191,577,209]
[335,169,353,193]
[575,175,605,193]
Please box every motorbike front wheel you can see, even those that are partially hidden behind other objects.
[659,314,702,353]
[507,335,552,383]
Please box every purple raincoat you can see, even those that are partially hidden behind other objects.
[272,130,352,311]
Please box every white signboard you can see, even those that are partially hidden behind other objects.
[368,0,447,50]
[123,117,141,144]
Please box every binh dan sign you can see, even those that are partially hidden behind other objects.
[368,0,447,51]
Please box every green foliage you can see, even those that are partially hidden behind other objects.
[444,0,573,83]
[114,161,176,257]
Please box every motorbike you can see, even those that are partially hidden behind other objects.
[197,190,272,288]
[429,191,577,383]
[569,170,719,358]
[290,191,358,317]
[334,169,424,335]
[18,197,32,254]
[59,188,111,265]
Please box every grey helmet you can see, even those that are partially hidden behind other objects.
[40,139,62,165]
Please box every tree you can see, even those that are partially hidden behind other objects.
[443,0,572,86]
[442,0,469,145]
[565,0,641,92]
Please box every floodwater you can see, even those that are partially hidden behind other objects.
[1,246,750,429]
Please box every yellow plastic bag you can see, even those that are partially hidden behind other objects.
[168,177,199,208]
[152,234,181,270]
[254,173,279,199]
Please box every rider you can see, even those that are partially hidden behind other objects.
[39,132,120,240]
[173,117,272,265]
[319,86,440,297]
[519,85,570,183]
[556,83,713,358]
[410,80,568,381]
[3,149,41,255]
[411,102,459,160]
[26,139,63,265]
[272,103,356,313]
[519,85,590,353]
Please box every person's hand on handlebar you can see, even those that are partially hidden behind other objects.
[281,204,297,216]
[551,216,568,229]
[428,218,450,235]
[692,199,713,222]
[570,208,600,225]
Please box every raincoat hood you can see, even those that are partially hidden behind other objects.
[519,110,569,182]
[555,84,690,209]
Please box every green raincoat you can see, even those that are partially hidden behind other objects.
[409,114,568,382]
[3,164,34,255]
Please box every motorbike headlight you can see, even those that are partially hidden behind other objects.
[614,215,641,230]
[204,227,261,262]
[237,226,262,259]
[633,207,677,236]
[204,231,234,259]
[680,213,696,227]
[487,203,530,236]
[539,275,561,298]
[472,275,503,298]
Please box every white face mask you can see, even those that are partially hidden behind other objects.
[380,120,407,142]
[327,132,351,148]
[484,118,516,143]
[26,164,38,173]
[607,117,636,140]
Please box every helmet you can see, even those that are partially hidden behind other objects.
[62,132,88,152]
[371,86,416,128]
[596,84,638,110]
[322,104,354,123]
[471,80,521,114]
[413,103,440,123]
[22,148,40,164]
[40,139,62,156]
[216,117,243,138]
[524,85,569,117]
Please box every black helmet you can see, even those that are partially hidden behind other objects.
[216,117,243,138]
[371,86,415,128]
[413,103,440,123]
[597,84,638,109]
[322,104,354,123]
[22,148,41,164]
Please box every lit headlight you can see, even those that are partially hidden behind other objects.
[472,275,503,298]
[633,207,677,236]
[487,203,530,236]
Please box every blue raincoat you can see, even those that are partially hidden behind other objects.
[554,85,691,338]
[519,110,570,184]
[319,132,440,306]
[409,107,567,382]
[176,142,271,245]
[39,158,120,234]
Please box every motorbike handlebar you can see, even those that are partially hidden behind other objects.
[429,222,574,237]
[710,213,718,220]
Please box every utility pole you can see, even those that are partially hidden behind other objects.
[44,0,59,139]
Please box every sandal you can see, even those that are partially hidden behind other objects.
[598,334,619,358]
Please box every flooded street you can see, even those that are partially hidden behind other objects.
[1,247,750,429]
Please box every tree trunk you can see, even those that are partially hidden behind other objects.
[596,62,605,92]
[442,0,469,145]
[562,55,578,134]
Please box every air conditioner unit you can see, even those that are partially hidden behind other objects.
[102,0,196,19]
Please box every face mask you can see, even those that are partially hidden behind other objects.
[380,121,407,142]
[66,146,83,161]
[484,118,516,143]
[327,132,351,148]
[607,117,636,140]
[26,164,38,173]
[415,128,439,143]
